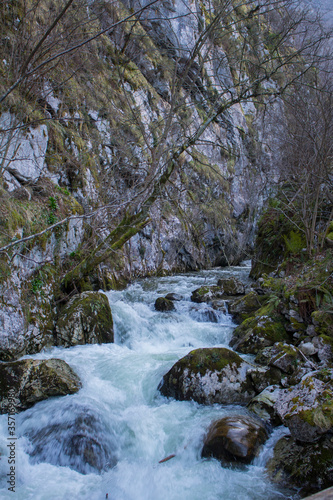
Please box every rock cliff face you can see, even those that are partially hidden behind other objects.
[0,0,281,356]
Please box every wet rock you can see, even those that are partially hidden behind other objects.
[189,305,218,323]
[274,368,333,442]
[55,291,114,347]
[202,415,268,464]
[27,404,117,474]
[191,286,215,303]
[230,315,290,354]
[0,359,81,413]
[247,386,282,426]
[155,297,175,311]
[210,299,227,313]
[217,277,245,295]
[267,434,333,496]
[228,291,267,323]
[158,347,258,405]
[165,293,183,301]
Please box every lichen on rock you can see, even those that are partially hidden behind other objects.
[158,347,258,404]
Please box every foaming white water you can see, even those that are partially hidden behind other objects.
[0,266,294,499]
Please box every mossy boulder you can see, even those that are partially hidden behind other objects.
[274,369,333,442]
[190,285,224,304]
[201,415,268,465]
[230,314,289,355]
[267,434,333,496]
[228,291,267,323]
[55,291,114,347]
[158,347,258,405]
[0,359,81,413]
[155,297,175,312]
[217,277,245,295]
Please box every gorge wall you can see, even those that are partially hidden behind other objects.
[0,0,284,357]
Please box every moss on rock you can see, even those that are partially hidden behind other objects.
[55,291,114,347]
[267,434,333,496]
[0,358,81,413]
[158,347,258,404]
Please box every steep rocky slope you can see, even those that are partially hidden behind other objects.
[0,0,306,356]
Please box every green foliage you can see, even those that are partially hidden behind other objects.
[30,277,44,294]
[283,231,306,255]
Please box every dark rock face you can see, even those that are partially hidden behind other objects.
[55,291,114,347]
[158,347,258,405]
[27,405,118,474]
[267,434,333,496]
[0,359,81,413]
[155,297,175,312]
[202,415,268,464]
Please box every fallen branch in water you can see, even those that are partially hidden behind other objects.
[158,454,176,464]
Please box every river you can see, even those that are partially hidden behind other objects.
[0,264,295,499]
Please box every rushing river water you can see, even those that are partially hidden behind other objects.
[0,264,294,500]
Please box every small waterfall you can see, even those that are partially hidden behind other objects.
[0,265,295,499]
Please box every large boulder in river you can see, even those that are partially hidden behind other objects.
[55,291,114,347]
[201,415,268,464]
[191,285,224,304]
[0,359,81,413]
[267,434,333,496]
[274,368,333,443]
[158,348,258,404]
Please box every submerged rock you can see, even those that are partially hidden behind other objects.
[274,368,333,442]
[55,291,114,347]
[27,404,118,474]
[155,297,175,312]
[201,415,268,464]
[158,347,258,404]
[0,359,81,413]
[189,305,219,323]
[267,434,333,496]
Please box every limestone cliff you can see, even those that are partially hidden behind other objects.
[0,0,287,356]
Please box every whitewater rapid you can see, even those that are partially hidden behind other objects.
[0,265,293,499]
